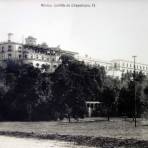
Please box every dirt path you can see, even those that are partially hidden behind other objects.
[0,135,94,148]
[0,118,148,147]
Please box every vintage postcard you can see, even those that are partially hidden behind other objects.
[0,0,148,147]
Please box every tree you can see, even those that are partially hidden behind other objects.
[101,86,116,121]
[118,72,146,118]
[51,55,92,121]
[1,62,53,121]
[0,87,5,120]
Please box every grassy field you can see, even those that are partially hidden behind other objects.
[0,117,147,141]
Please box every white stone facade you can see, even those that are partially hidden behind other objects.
[0,38,77,73]
[76,55,112,71]
[76,56,148,78]
[110,59,148,78]
[0,36,148,78]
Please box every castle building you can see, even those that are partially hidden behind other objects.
[76,55,112,71]
[76,55,148,78]
[1,34,148,78]
[0,34,78,72]
[109,59,148,78]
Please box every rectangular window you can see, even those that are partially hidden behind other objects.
[8,48,12,52]
[18,47,22,52]
[8,45,12,51]
[8,45,11,48]
[8,53,11,59]
[2,55,4,59]
[24,55,28,59]
[19,55,22,59]
[2,46,4,52]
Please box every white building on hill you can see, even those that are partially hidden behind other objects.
[76,55,148,78]
[0,34,78,72]
[0,34,148,78]
[109,59,148,78]
[76,55,112,71]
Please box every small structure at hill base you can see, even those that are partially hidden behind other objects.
[86,101,102,117]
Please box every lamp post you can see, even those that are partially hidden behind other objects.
[132,56,137,127]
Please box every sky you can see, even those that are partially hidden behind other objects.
[0,0,148,64]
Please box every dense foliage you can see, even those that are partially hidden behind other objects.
[0,57,148,121]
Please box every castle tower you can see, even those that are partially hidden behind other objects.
[8,33,13,42]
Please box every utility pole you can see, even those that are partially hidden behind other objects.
[132,56,137,127]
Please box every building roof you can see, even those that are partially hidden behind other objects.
[78,56,112,65]
[86,101,102,104]
[23,44,78,56]
[111,59,148,66]
[60,49,78,55]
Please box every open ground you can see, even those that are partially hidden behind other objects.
[0,117,148,147]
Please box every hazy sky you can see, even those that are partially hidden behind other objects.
[0,0,148,64]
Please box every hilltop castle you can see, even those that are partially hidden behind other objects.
[0,33,148,78]
[0,33,77,73]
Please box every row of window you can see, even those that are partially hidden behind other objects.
[2,54,58,69]
[122,62,148,70]
[1,46,22,52]
[32,63,57,69]
[83,61,110,70]
[1,53,56,62]
[1,46,57,57]
[122,69,147,75]
[5,54,23,59]
[24,54,56,62]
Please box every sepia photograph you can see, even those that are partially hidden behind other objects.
[0,0,148,147]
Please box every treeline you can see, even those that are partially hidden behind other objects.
[0,55,148,121]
